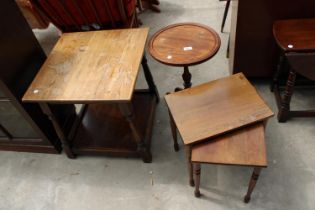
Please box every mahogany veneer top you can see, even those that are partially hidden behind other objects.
[148,23,220,66]
[23,28,149,103]
[273,18,315,52]
[165,73,274,145]
[192,123,267,167]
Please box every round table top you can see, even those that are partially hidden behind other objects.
[148,23,221,66]
[273,19,315,52]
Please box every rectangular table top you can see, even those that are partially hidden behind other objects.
[192,123,267,167]
[165,73,274,145]
[23,28,149,103]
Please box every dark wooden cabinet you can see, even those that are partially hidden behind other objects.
[229,0,315,77]
[0,100,40,138]
[0,0,75,153]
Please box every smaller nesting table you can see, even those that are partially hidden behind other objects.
[192,122,267,203]
[149,23,221,90]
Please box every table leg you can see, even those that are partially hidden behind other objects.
[221,0,231,33]
[278,69,296,122]
[166,92,179,151]
[226,35,230,58]
[270,54,285,92]
[185,145,194,186]
[39,103,75,159]
[183,66,192,89]
[137,0,143,11]
[142,55,160,102]
[244,167,262,203]
[169,110,179,151]
[119,103,152,163]
[141,0,161,13]
[194,163,201,197]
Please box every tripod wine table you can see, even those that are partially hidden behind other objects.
[149,23,221,91]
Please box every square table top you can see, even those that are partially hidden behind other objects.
[23,28,149,103]
[165,73,274,145]
[192,123,267,167]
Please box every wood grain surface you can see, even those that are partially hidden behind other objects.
[23,28,149,103]
[191,123,267,167]
[273,18,315,52]
[165,73,274,145]
[148,23,220,66]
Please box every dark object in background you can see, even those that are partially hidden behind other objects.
[229,0,315,77]
[16,0,49,29]
[30,0,137,32]
[271,18,315,122]
[0,0,75,154]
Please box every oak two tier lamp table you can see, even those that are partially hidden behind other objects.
[23,28,159,163]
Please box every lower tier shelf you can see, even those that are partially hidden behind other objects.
[71,91,157,162]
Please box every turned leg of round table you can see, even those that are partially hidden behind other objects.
[182,66,192,89]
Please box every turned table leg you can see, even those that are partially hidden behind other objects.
[185,146,194,186]
[270,54,285,92]
[278,69,296,122]
[244,167,262,203]
[194,163,201,197]
[39,103,75,159]
[119,103,152,163]
[183,66,192,89]
[142,54,160,102]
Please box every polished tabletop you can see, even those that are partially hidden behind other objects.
[273,18,315,52]
[149,23,220,66]
[23,28,149,103]
[192,123,267,167]
[165,73,274,145]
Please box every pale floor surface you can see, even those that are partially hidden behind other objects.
[1,0,315,209]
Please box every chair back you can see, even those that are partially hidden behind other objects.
[30,0,137,32]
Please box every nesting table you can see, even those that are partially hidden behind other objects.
[165,73,274,146]
[165,73,274,202]
[23,28,159,163]
[192,122,267,203]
